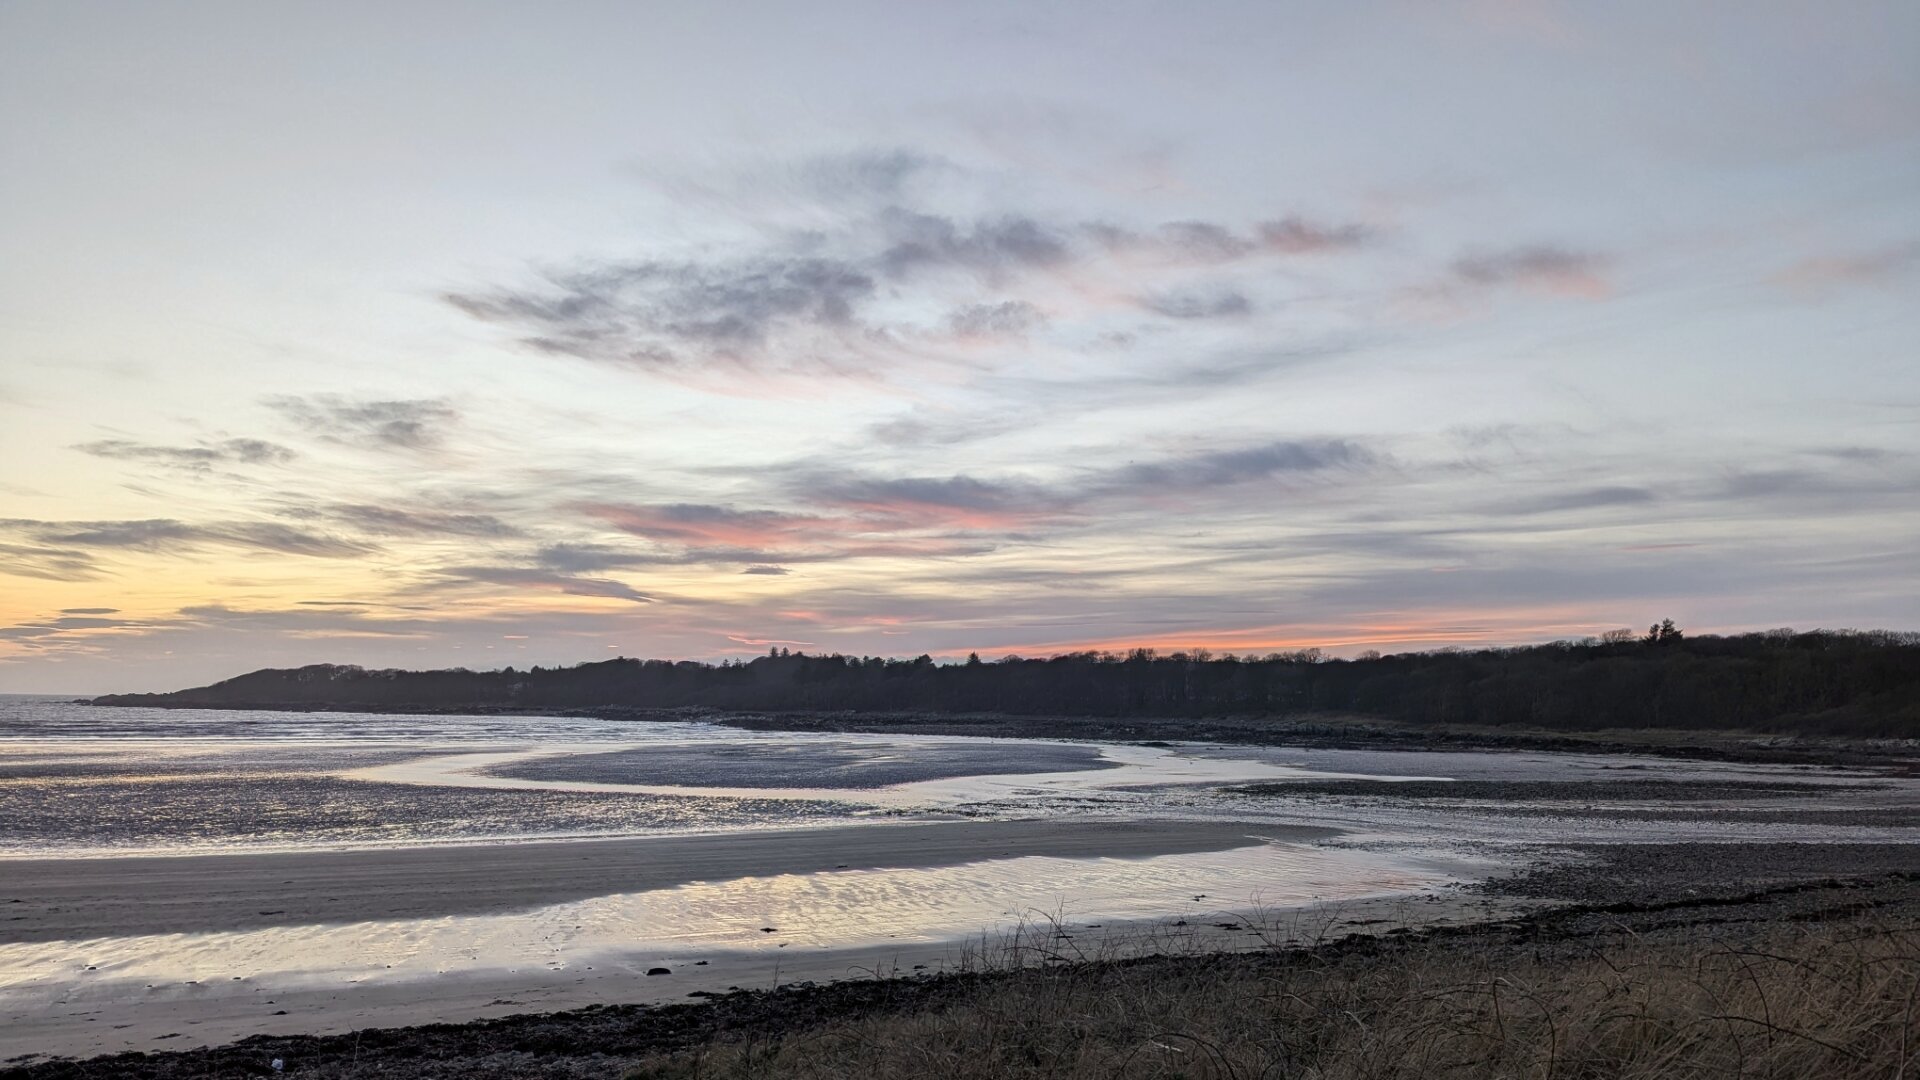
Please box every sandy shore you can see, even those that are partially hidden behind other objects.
[0,887,1487,1066]
[0,819,1311,943]
[0,819,1349,1063]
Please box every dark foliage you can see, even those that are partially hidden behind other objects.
[95,628,1920,737]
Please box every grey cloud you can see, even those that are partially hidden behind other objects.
[1452,245,1609,295]
[741,565,791,575]
[534,542,656,573]
[1140,290,1252,320]
[311,504,524,539]
[75,437,297,470]
[877,209,1071,278]
[813,474,1055,515]
[61,607,119,615]
[446,185,1373,378]
[1,517,376,559]
[1811,446,1903,464]
[0,611,152,643]
[786,149,950,202]
[0,542,100,581]
[1259,217,1373,253]
[28,519,203,549]
[176,604,443,637]
[947,300,1045,338]
[866,407,1030,447]
[769,437,1378,533]
[1485,486,1657,516]
[1774,241,1919,294]
[1102,439,1375,492]
[437,566,655,603]
[538,540,796,570]
[1719,470,1824,499]
[267,395,458,450]
[189,523,377,558]
[1090,216,1373,263]
[449,256,876,372]
[48,615,136,630]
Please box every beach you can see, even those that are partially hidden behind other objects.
[1,819,1301,942]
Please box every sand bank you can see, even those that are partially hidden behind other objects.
[0,819,1320,943]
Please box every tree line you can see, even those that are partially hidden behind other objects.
[95,626,1920,736]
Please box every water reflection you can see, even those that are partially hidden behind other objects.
[0,841,1469,993]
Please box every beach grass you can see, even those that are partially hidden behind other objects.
[616,913,1920,1080]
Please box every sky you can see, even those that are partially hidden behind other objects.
[2,1,1917,693]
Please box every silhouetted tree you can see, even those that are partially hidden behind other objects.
[97,627,1920,737]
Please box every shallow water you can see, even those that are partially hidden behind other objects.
[2,696,1915,1042]
[0,842,1472,993]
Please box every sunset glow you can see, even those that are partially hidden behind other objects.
[3,2,1916,692]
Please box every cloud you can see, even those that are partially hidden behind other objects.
[866,406,1031,447]
[445,183,1373,381]
[301,503,524,539]
[0,610,155,645]
[1089,217,1373,263]
[797,474,1062,530]
[434,566,655,603]
[875,209,1071,278]
[1258,217,1374,253]
[448,255,879,375]
[741,565,791,575]
[61,607,119,615]
[789,149,951,202]
[1773,242,1919,296]
[0,518,377,559]
[175,604,444,638]
[946,300,1045,339]
[1100,439,1375,493]
[266,395,459,450]
[532,540,790,571]
[74,437,297,471]
[1484,485,1657,516]
[0,542,100,582]
[1139,289,1252,320]
[1451,245,1610,298]
[582,502,835,550]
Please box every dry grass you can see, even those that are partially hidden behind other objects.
[619,915,1920,1080]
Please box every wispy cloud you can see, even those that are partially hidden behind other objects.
[1773,241,1919,296]
[1451,245,1611,298]
[1097,439,1375,494]
[292,503,524,539]
[0,541,101,582]
[266,395,459,450]
[1483,485,1657,516]
[444,183,1374,382]
[74,437,296,471]
[0,518,376,559]
[1138,289,1252,320]
[432,566,656,603]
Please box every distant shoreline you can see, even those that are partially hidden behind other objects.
[77,696,1920,769]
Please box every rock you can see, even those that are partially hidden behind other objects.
[646,967,671,976]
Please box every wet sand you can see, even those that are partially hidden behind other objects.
[0,888,1491,1066]
[0,819,1313,943]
